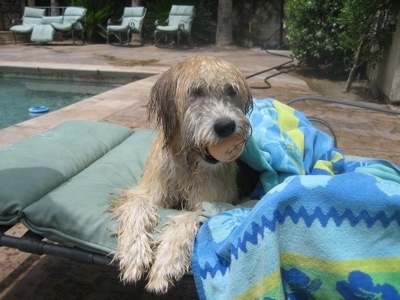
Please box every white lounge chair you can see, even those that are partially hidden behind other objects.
[154,5,195,47]
[51,6,87,44]
[106,7,147,45]
[10,7,45,44]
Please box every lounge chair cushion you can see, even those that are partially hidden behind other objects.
[165,5,194,33]
[107,7,146,34]
[154,5,194,46]
[10,7,45,33]
[121,7,146,30]
[51,6,86,31]
[0,120,179,255]
[21,127,160,254]
[42,16,63,25]
[156,25,180,32]
[22,7,46,22]
[51,23,72,31]
[52,22,83,31]
[107,25,130,32]
[31,24,55,42]
[63,6,86,23]
[9,25,35,34]
[0,120,133,225]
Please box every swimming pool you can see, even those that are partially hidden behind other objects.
[0,78,119,129]
[0,68,142,130]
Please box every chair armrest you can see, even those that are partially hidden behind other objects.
[72,20,83,30]
[11,18,23,26]
[107,18,119,26]
[155,18,168,26]
[129,19,136,30]
[178,20,190,31]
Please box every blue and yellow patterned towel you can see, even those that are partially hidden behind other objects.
[192,99,400,299]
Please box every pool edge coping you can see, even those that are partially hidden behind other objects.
[0,62,163,148]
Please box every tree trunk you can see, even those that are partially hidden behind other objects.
[216,0,233,46]
[131,0,140,6]
[343,39,365,92]
[50,0,59,16]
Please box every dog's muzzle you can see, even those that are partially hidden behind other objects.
[199,118,248,164]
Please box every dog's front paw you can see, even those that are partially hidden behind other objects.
[144,238,190,294]
[145,266,177,294]
[111,195,158,284]
[116,234,154,283]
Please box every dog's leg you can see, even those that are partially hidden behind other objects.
[112,187,159,284]
[145,210,200,294]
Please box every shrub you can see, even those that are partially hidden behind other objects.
[338,0,400,90]
[285,0,353,77]
[285,0,400,80]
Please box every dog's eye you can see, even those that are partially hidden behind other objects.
[225,85,238,97]
[190,87,205,97]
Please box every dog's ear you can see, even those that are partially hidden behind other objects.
[148,70,179,147]
[242,86,254,115]
[245,95,254,114]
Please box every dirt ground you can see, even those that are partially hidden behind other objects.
[292,68,382,103]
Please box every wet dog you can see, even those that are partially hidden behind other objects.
[110,55,253,293]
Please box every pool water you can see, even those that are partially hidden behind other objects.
[0,77,121,130]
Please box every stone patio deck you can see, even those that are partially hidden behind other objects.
[0,43,399,299]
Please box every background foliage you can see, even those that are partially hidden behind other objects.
[70,0,131,43]
[62,0,283,46]
[285,0,351,77]
[285,0,400,78]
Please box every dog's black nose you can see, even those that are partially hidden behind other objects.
[214,118,236,138]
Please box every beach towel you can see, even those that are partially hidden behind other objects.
[192,99,400,299]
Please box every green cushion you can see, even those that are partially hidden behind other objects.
[20,129,158,255]
[51,23,72,31]
[64,7,87,18]
[31,24,55,42]
[23,7,45,19]
[10,25,34,33]
[42,16,63,25]
[0,120,133,225]
[107,24,129,32]
[0,120,188,256]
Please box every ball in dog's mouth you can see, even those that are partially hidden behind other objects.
[206,136,245,163]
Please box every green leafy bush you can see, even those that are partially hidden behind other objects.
[339,0,400,90]
[285,0,352,77]
[285,0,400,79]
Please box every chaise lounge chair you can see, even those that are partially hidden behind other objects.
[0,121,153,265]
[106,7,147,45]
[9,7,45,44]
[1,97,400,298]
[154,5,195,47]
[51,6,87,44]
[30,16,65,44]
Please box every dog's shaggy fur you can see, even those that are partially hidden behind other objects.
[110,55,253,294]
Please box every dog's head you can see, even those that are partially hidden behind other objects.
[148,55,252,165]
